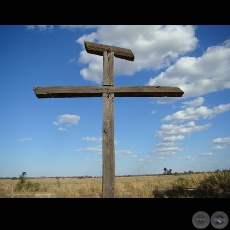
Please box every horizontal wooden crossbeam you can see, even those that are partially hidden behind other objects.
[84,41,135,61]
[33,86,184,98]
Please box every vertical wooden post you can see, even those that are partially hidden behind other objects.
[102,51,115,198]
[33,41,184,198]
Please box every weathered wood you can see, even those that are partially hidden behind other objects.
[33,86,184,98]
[33,40,185,198]
[102,49,115,198]
[84,41,134,61]
[103,51,109,85]
[102,92,115,198]
[103,51,114,86]
[108,52,114,85]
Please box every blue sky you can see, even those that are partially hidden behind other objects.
[0,25,230,178]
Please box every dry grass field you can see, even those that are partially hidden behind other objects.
[0,173,206,198]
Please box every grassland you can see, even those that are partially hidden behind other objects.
[1,171,229,198]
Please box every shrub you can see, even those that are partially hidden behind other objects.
[15,172,41,192]
[152,171,230,198]
[195,171,230,198]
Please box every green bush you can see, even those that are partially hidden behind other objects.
[153,171,230,198]
[195,171,230,198]
[15,172,41,192]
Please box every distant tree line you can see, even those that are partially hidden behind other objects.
[0,168,230,179]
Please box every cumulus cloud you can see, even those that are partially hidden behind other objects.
[211,136,230,150]
[156,121,211,137]
[156,142,175,147]
[53,114,80,126]
[152,121,211,156]
[212,136,230,144]
[181,97,205,108]
[150,146,183,156]
[148,39,230,100]
[212,145,227,150]
[162,135,185,142]
[75,25,198,84]
[162,103,230,123]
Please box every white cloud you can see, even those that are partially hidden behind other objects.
[17,137,32,142]
[153,121,211,156]
[74,144,132,156]
[59,25,98,31]
[150,146,183,156]
[151,110,156,114]
[154,97,181,105]
[211,137,230,151]
[148,39,230,100]
[178,156,194,160]
[114,140,120,146]
[26,25,53,32]
[58,127,68,131]
[74,145,102,153]
[181,97,205,108]
[75,25,198,84]
[53,114,80,126]
[212,145,228,151]
[115,150,133,156]
[163,135,185,142]
[134,159,157,164]
[199,152,213,156]
[212,136,230,144]
[82,136,101,142]
[156,142,174,147]
[132,155,138,158]
[156,122,211,138]
[26,25,35,30]
[158,157,165,160]
[162,103,230,123]
[211,136,230,151]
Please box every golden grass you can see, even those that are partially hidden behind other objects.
[0,173,203,198]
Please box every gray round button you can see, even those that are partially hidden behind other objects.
[192,211,210,229]
[211,211,228,229]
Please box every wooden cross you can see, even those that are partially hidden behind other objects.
[33,41,184,198]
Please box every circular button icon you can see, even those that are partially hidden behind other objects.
[192,211,210,229]
[211,211,228,229]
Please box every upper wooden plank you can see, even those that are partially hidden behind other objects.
[84,41,135,61]
[33,86,184,98]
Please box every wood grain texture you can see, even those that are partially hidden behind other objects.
[84,41,134,61]
[102,93,115,198]
[33,40,185,198]
[33,86,184,98]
